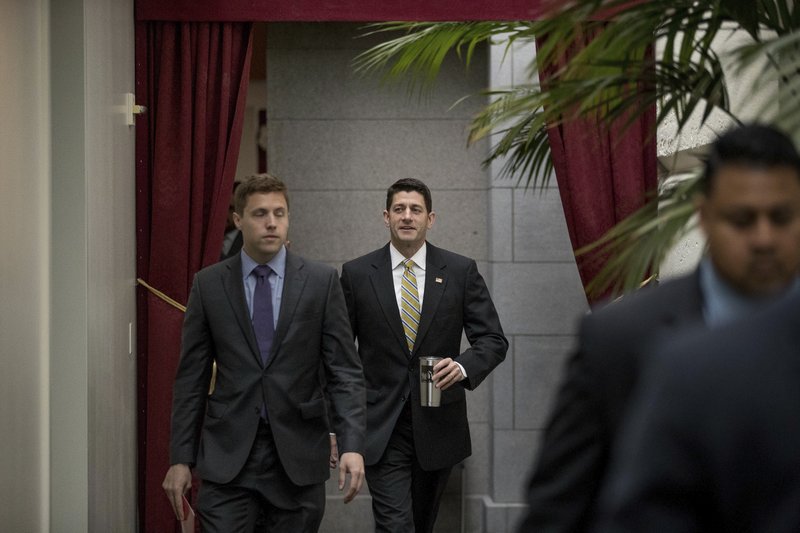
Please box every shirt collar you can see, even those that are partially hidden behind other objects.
[389,242,427,271]
[699,256,800,327]
[240,245,287,279]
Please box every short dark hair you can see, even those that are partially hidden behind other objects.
[234,173,289,214]
[385,178,433,212]
[701,123,800,194]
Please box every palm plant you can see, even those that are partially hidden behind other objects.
[354,0,800,297]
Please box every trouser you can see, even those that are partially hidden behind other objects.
[366,404,453,533]
[197,420,325,533]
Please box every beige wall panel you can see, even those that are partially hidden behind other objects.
[0,1,50,531]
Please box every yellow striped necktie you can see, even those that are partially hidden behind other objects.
[400,259,421,352]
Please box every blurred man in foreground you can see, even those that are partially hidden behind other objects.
[595,289,800,532]
[519,123,800,532]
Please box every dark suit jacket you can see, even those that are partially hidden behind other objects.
[220,230,243,261]
[519,273,705,532]
[169,251,366,487]
[595,290,800,533]
[340,243,507,470]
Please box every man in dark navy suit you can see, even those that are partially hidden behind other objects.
[595,290,800,532]
[341,178,508,533]
[519,123,800,532]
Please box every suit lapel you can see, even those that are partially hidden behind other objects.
[369,245,408,354]
[222,255,262,364]
[269,251,307,367]
[414,244,446,356]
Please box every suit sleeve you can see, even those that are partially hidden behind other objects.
[457,260,508,390]
[320,266,366,455]
[339,265,358,340]
[518,326,608,533]
[169,274,215,466]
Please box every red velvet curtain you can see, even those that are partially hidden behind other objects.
[537,32,657,303]
[135,21,254,533]
[135,0,548,22]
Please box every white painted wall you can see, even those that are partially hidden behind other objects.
[658,26,779,279]
[1,0,136,530]
[0,1,51,531]
[83,0,138,529]
[50,0,137,530]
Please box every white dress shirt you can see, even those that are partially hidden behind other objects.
[388,242,466,378]
[389,242,427,314]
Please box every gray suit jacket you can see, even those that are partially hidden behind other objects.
[519,272,705,532]
[169,251,365,486]
[340,243,507,470]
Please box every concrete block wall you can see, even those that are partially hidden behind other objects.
[479,39,588,533]
[265,23,491,270]
[262,23,587,532]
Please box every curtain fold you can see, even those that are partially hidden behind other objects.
[135,21,253,533]
[537,31,657,304]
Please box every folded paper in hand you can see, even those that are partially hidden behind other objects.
[181,495,196,533]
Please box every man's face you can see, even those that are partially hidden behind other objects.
[699,164,800,297]
[233,191,289,264]
[384,191,435,252]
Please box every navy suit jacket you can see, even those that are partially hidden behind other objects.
[169,251,366,486]
[340,242,507,470]
[519,273,705,532]
[595,290,800,532]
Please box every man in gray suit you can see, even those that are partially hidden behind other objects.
[162,174,366,532]
[519,123,800,532]
[341,178,508,533]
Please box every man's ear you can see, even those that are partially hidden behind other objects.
[233,212,242,230]
[427,211,436,229]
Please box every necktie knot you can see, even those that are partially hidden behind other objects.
[253,264,272,282]
[403,259,415,271]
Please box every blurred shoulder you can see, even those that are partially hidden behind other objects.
[586,273,700,327]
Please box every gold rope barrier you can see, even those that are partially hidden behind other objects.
[136,278,216,394]
[136,278,187,312]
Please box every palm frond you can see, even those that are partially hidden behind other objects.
[579,175,701,297]
[353,22,529,94]
[353,0,800,298]
[462,55,732,189]
[729,30,800,133]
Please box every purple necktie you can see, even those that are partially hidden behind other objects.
[252,265,275,366]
